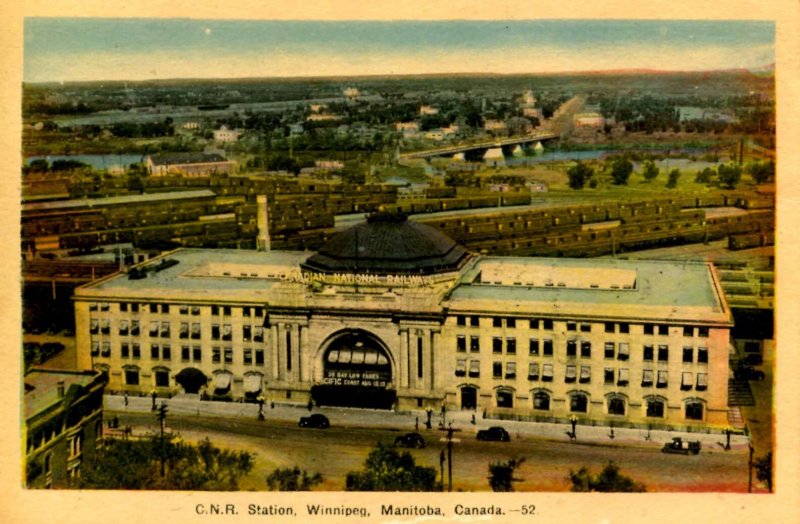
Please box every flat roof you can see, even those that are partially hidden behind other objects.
[24,369,100,419]
[22,189,216,213]
[448,256,730,324]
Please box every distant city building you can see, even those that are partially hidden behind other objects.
[522,107,543,120]
[146,153,238,177]
[181,121,200,131]
[483,120,508,134]
[395,122,420,138]
[419,105,440,116]
[24,369,108,488]
[306,114,341,122]
[343,87,360,99]
[574,113,605,128]
[73,216,733,430]
[677,107,739,123]
[424,129,446,141]
[212,125,240,143]
[314,159,345,170]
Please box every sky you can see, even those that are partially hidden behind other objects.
[23,19,775,83]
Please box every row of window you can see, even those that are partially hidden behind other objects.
[456,359,707,390]
[104,342,266,366]
[493,389,704,420]
[90,320,266,342]
[89,302,264,318]
[457,336,709,363]
[454,315,710,338]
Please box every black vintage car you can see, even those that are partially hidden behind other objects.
[298,414,330,428]
[394,432,426,448]
[476,426,510,442]
[661,437,701,455]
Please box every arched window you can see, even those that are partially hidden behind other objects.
[533,391,550,410]
[496,389,514,408]
[685,400,704,420]
[570,392,588,413]
[646,398,665,418]
[608,397,625,415]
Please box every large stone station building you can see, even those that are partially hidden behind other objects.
[75,213,732,430]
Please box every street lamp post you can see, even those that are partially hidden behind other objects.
[446,424,455,492]
[151,389,157,411]
[748,443,755,492]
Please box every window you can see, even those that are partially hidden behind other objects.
[682,347,693,363]
[191,322,201,339]
[191,306,200,316]
[150,344,159,359]
[647,399,665,417]
[608,397,625,415]
[223,306,231,316]
[455,359,466,377]
[132,343,140,358]
[456,315,466,326]
[222,324,232,341]
[643,345,654,361]
[243,307,251,317]
[89,319,99,335]
[415,337,422,378]
[211,305,219,316]
[617,343,629,361]
[130,320,140,336]
[566,340,577,357]
[162,344,171,360]
[470,336,480,352]
[605,322,615,333]
[492,337,503,354]
[492,317,502,328]
[193,346,202,362]
[604,342,615,359]
[644,324,654,335]
[456,336,466,352]
[579,365,591,384]
[683,326,694,337]
[155,370,169,387]
[658,325,669,336]
[656,370,668,388]
[565,364,577,383]
[493,362,502,378]
[529,319,539,329]
[505,361,517,379]
[506,338,516,354]
[179,322,189,339]
[243,325,252,342]
[619,323,629,334]
[685,401,704,420]
[681,372,693,391]
[469,360,480,378]
[160,321,170,338]
[580,323,591,333]
[254,307,264,318]
[580,341,591,358]
[529,338,539,355]
[125,368,139,385]
[543,339,553,356]
[100,320,110,335]
[507,318,516,328]
[91,341,100,356]
[657,345,669,362]
[101,342,111,357]
[121,343,130,358]
[179,305,189,315]
[533,391,550,410]
[131,303,140,313]
[119,320,129,336]
[696,373,708,391]
[181,346,190,361]
[604,368,614,384]
[496,390,514,408]
[642,369,654,387]
[211,324,220,340]
[617,368,629,386]
[149,321,158,337]
[698,327,709,338]
[566,321,577,332]
[244,348,253,365]
[212,348,221,363]
[698,347,708,363]
[470,316,480,327]
[89,302,98,312]
[253,327,264,343]
[68,433,83,459]
[542,319,553,330]
[161,304,169,314]
[224,348,233,364]
[570,393,588,413]
[255,350,264,365]
[541,363,554,382]
[149,303,158,313]
[528,362,540,381]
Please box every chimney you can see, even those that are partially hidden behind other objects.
[256,194,271,252]
[57,381,65,398]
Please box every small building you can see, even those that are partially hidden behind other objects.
[24,369,108,488]
[145,153,238,177]
[574,113,605,128]
[420,105,440,116]
[424,129,446,141]
[212,126,240,144]
[484,120,508,134]
[395,122,420,138]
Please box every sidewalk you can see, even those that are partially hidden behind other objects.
[105,393,750,452]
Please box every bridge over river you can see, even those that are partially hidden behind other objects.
[399,131,560,160]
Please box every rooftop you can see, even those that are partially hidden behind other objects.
[22,189,216,213]
[148,152,227,165]
[24,369,103,420]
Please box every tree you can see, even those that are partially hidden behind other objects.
[754,452,773,492]
[610,157,633,185]
[266,466,323,491]
[642,161,659,182]
[567,162,594,190]
[78,435,254,490]
[345,443,438,491]
[666,168,681,189]
[695,167,715,184]
[717,163,742,189]
[747,160,775,184]
[488,457,525,492]
[568,463,646,492]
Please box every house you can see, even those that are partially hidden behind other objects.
[145,152,238,177]
[574,113,605,128]
[213,126,240,143]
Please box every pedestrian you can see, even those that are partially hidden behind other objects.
[415,416,419,431]
[151,389,157,410]
[471,413,476,425]
[113,415,119,429]
[123,392,129,407]
[570,414,577,439]
[307,399,313,411]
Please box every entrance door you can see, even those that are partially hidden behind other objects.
[461,386,477,409]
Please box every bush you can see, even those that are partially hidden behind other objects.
[666,169,681,189]
[266,467,323,491]
[567,162,594,189]
[345,443,438,491]
[642,161,659,182]
[488,457,525,492]
[568,462,646,492]
[610,157,633,185]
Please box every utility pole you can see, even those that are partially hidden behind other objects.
[157,402,168,477]
[748,442,754,492]
[446,424,454,492]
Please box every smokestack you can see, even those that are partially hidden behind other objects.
[256,194,271,252]
[57,381,65,398]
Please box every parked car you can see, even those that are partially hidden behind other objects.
[394,432,426,448]
[661,437,701,455]
[734,366,766,381]
[298,414,330,428]
[476,426,510,442]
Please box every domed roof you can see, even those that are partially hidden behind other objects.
[302,213,470,275]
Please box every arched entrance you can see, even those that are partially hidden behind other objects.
[175,367,207,394]
[311,330,395,409]
[460,386,477,409]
